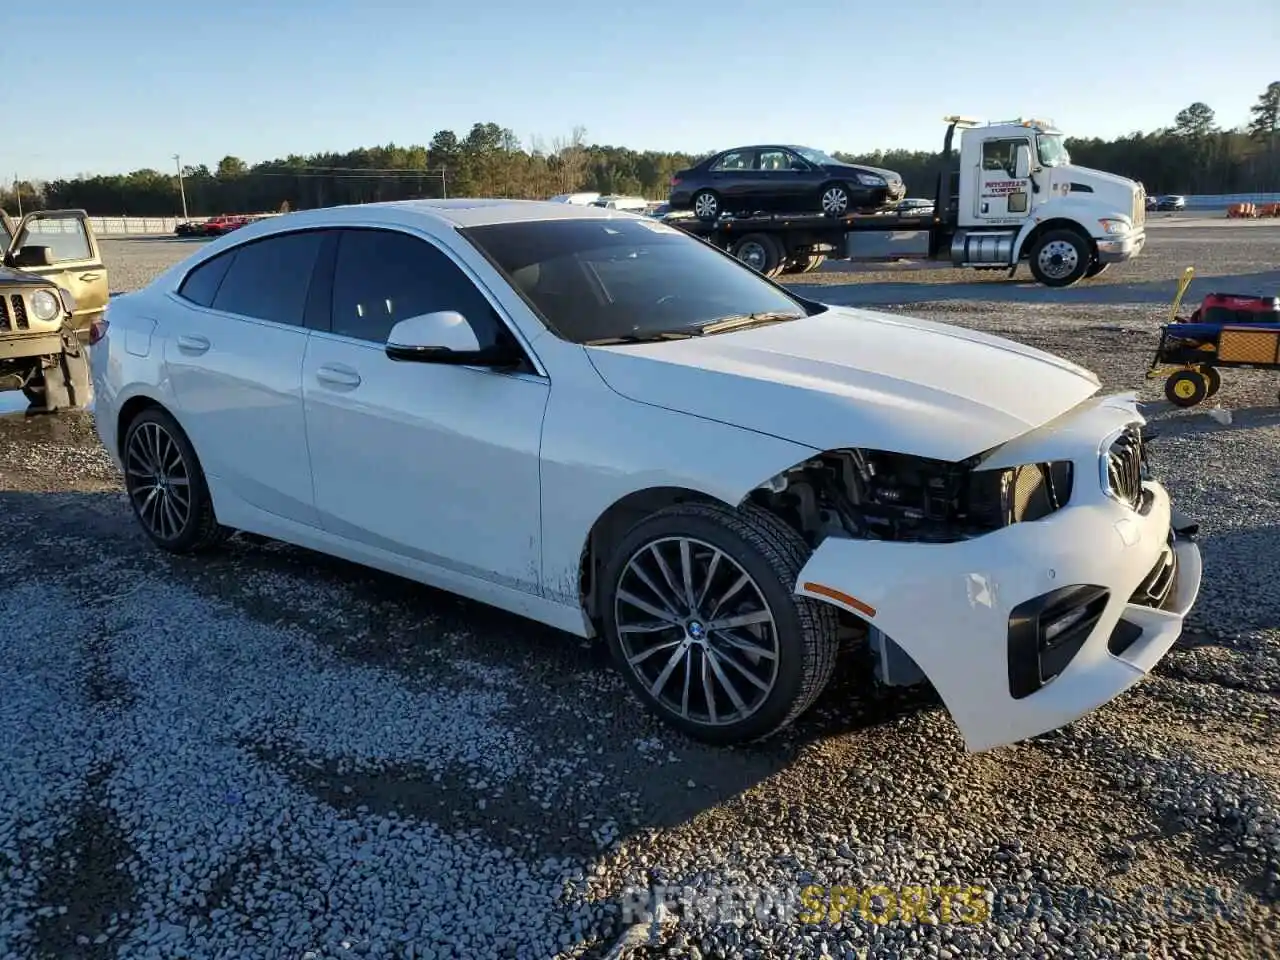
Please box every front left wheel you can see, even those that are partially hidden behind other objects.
[600,502,841,745]
[122,406,230,553]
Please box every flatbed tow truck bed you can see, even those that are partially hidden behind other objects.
[661,206,951,277]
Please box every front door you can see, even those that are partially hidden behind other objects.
[302,226,548,597]
[6,211,109,331]
[754,148,816,209]
[974,137,1034,224]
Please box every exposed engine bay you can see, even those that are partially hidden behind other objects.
[750,448,1075,546]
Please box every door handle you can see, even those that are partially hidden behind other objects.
[79,273,101,282]
[316,364,361,388]
[176,334,210,355]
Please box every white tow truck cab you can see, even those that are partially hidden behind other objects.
[945,116,1146,285]
[667,115,1147,288]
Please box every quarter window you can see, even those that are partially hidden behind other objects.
[329,228,500,347]
[209,231,327,326]
[177,251,235,307]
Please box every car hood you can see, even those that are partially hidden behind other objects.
[0,264,56,287]
[583,306,1102,462]
[826,162,901,182]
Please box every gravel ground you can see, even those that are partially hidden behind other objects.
[1,220,1279,959]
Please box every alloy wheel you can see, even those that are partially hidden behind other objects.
[694,193,718,219]
[821,187,849,215]
[1037,240,1079,280]
[126,421,193,541]
[614,536,780,727]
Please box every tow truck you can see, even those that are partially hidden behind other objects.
[663,116,1147,288]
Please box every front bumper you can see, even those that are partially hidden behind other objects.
[794,395,1202,753]
[1097,230,1145,263]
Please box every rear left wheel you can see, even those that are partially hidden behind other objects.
[600,502,840,744]
[123,406,230,553]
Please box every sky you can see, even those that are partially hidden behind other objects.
[6,0,1279,181]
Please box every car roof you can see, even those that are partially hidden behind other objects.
[209,198,644,239]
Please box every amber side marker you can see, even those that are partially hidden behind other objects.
[801,582,876,618]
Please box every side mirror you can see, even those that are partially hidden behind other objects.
[385,310,520,367]
[1013,144,1032,180]
[11,245,54,268]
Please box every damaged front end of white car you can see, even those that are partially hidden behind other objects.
[747,392,1203,753]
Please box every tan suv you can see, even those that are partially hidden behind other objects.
[0,209,108,410]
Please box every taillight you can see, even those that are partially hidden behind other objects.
[88,318,109,345]
[670,176,681,186]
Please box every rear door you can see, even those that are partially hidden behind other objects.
[163,228,333,529]
[706,149,759,207]
[6,210,108,331]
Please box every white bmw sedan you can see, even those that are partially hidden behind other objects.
[92,199,1202,753]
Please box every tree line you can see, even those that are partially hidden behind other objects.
[4,83,1278,218]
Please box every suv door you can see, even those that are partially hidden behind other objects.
[5,210,108,332]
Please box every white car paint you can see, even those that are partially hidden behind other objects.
[92,198,1202,753]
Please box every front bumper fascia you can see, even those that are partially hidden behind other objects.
[793,395,1202,753]
[1097,230,1145,263]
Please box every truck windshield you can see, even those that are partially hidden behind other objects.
[1037,134,1070,167]
[460,217,819,344]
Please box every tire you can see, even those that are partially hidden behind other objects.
[819,183,852,217]
[1028,229,1092,287]
[1164,370,1207,408]
[731,233,784,277]
[122,405,231,553]
[1200,366,1221,398]
[1085,261,1110,278]
[692,189,720,222]
[600,501,841,745]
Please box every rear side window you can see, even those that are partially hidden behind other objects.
[178,251,234,307]
[209,231,327,326]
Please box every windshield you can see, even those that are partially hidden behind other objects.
[460,217,817,344]
[1036,134,1070,167]
[792,146,839,166]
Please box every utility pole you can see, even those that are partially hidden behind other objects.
[441,166,447,200]
[13,174,21,217]
[173,154,188,219]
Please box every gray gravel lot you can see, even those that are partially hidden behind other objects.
[2,219,1279,959]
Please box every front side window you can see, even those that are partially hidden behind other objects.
[209,231,326,326]
[757,149,799,171]
[981,138,1028,175]
[329,228,499,346]
[461,217,819,345]
[16,217,92,262]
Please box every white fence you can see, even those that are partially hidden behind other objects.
[89,216,207,236]
[75,193,1280,237]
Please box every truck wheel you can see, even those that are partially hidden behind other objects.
[599,501,840,745]
[1029,229,1091,287]
[692,190,720,222]
[731,233,783,276]
[1165,370,1207,408]
[820,183,852,216]
[122,406,231,553]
